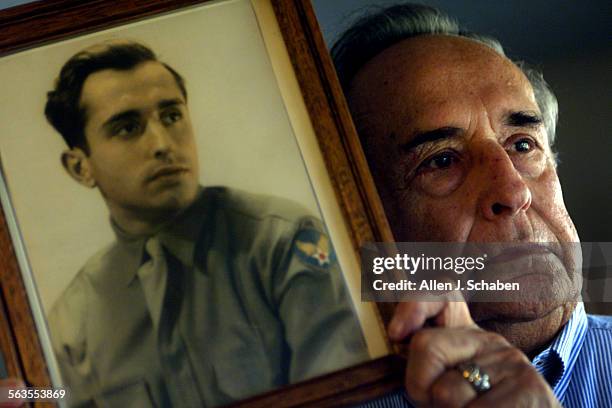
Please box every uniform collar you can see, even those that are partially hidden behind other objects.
[110,187,213,287]
[109,218,146,287]
[532,302,588,399]
[157,188,213,270]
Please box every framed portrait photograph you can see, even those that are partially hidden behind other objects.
[0,0,403,407]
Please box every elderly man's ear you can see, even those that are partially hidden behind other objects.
[61,149,96,188]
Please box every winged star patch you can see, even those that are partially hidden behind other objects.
[293,229,335,269]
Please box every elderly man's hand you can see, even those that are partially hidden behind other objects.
[388,298,475,340]
[389,300,560,407]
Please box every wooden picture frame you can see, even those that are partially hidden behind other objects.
[0,0,402,407]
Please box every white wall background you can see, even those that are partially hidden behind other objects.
[0,0,321,313]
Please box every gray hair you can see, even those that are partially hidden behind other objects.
[331,3,558,144]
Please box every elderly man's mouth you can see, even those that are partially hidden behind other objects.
[486,243,559,265]
[464,243,569,294]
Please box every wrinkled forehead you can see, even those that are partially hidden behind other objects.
[347,35,537,129]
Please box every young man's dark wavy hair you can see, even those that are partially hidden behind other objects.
[45,41,187,152]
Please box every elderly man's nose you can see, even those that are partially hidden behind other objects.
[479,154,532,220]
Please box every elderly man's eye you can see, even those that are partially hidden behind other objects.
[407,150,464,195]
[418,152,457,172]
[507,136,539,154]
[514,139,533,152]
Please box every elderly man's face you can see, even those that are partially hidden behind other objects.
[75,61,199,226]
[348,35,580,350]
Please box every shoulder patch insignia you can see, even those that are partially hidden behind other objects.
[293,229,335,269]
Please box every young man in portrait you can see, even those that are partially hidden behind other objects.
[44,40,368,407]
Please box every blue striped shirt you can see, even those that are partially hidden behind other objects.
[357,303,612,407]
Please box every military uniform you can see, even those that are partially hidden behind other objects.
[48,187,368,407]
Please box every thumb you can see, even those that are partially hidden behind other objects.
[388,291,475,341]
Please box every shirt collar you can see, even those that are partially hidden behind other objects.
[157,188,213,270]
[109,218,147,287]
[110,187,213,286]
[532,302,588,399]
